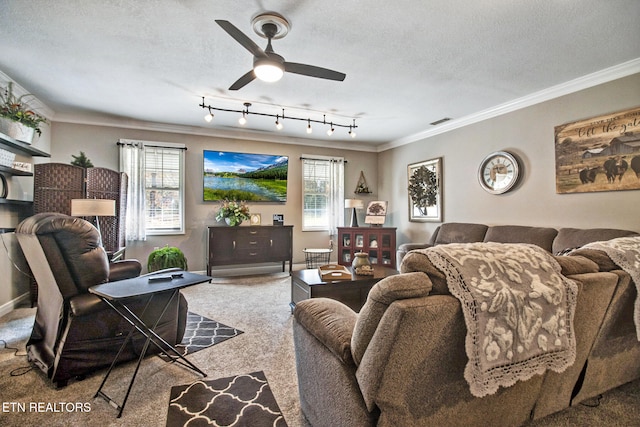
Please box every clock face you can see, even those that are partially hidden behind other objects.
[478,151,520,194]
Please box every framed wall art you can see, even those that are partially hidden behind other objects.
[555,106,640,194]
[364,200,388,225]
[408,157,442,222]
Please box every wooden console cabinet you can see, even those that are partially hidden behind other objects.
[207,225,293,275]
[337,227,397,269]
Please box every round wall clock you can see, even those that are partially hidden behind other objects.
[478,151,521,194]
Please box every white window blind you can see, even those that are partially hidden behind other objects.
[302,156,344,233]
[119,139,185,238]
[145,146,184,234]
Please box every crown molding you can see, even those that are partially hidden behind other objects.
[378,58,640,152]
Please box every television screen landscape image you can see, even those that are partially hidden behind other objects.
[203,150,288,202]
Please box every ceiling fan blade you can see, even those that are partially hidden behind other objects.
[215,20,267,58]
[284,62,346,81]
[229,70,256,91]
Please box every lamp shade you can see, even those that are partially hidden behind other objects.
[344,199,364,209]
[71,199,116,217]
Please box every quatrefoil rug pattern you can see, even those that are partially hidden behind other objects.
[178,312,244,355]
[166,371,288,427]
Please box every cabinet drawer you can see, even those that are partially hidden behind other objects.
[234,248,267,261]
[235,234,269,249]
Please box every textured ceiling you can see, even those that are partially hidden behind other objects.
[1,0,639,151]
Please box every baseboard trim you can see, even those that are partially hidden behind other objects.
[0,292,30,317]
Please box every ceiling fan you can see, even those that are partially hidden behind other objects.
[215,12,346,90]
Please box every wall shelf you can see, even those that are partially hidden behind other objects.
[0,131,51,157]
[0,198,32,206]
[0,164,32,176]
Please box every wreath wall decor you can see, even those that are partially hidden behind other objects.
[408,157,442,222]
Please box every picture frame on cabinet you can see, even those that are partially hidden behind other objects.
[250,213,261,225]
[408,157,442,222]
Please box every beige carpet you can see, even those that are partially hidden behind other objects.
[1,272,639,426]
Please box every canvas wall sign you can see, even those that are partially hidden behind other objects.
[555,106,640,194]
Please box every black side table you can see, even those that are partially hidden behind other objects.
[89,270,211,417]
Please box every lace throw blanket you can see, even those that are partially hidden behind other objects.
[582,236,640,341]
[425,243,578,397]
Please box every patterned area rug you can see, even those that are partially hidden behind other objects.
[166,371,288,427]
[177,312,244,355]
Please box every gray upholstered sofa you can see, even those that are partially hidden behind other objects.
[396,222,637,266]
[293,226,639,426]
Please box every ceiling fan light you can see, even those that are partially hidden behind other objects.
[254,61,284,82]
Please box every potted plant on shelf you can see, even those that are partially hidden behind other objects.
[0,82,48,144]
[215,199,250,226]
[147,245,188,273]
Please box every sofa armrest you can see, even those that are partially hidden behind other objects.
[108,259,142,282]
[553,255,599,275]
[294,298,358,365]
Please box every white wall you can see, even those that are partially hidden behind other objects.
[48,123,379,272]
[379,73,640,247]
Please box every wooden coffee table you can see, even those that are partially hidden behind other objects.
[290,265,399,312]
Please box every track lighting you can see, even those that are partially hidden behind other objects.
[199,97,358,137]
[327,123,334,136]
[238,102,251,125]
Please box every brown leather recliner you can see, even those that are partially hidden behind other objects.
[16,213,188,387]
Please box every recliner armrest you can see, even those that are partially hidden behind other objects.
[294,298,357,365]
[108,259,142,282]
[69,293,106,316]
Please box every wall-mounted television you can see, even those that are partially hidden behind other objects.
[203,150,288,202]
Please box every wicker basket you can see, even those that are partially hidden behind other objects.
[303,248,333,269]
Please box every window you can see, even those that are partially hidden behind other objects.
[302,156,344,232]
[144,145,184,234]
[119,139,185,239]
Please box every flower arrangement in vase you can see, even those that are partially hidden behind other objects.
[0,82,48,143]
[215,199,250,226]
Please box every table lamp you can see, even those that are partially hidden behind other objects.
[71,198,116,244]
[344,198,364,227]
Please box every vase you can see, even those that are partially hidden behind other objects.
[352,251,372,275]
[224,217,241,226]
[0,117,36,144]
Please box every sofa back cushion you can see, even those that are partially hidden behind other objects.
[484,225,558,252]
[351,272,432,365]
[553,227,638,255]
[431,222,489,245]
